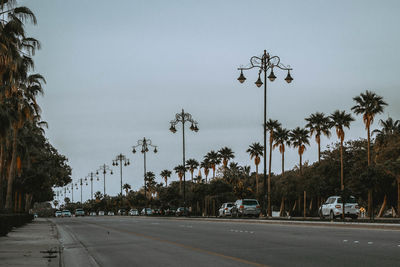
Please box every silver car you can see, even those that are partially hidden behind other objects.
[218,202,234,217]
[319,196,360,220]
[232,199,261,218]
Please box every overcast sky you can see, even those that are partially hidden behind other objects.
[20,0,400,202]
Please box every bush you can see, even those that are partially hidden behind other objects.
[0,213,34,236]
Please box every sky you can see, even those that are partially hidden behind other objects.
[19,0,400,202]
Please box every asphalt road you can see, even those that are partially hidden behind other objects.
[53,216,400,267]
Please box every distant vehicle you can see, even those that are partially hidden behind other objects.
[175,207,190,216]
[33,213,38,218]
[117,209,126,216]
[55,211,62,217]
[141,208,152,215]
[107,211,115,216]
[89,211,97,216]
[165,208,176,216]
[75,209,85,217]
[232,199,261,218]
[98,211,105,216]
[319,196,359,220]
[129,209,139,216]
[62,210,72,217]
[218,202,234,217]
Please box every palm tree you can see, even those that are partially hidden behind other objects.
[246,142,264,195]
[185,158,199,182]
[330,110,354,191]
[204,151,221,179]
[352,90,387,166]
[123,183,131,195]
[174,165,186,194]
[145,171,156,199]
[218,146,235,169]
[305,112,331,163]
[290,127,310,175]
[273,127,291,175]
[373,117,400,145]
[160,169,172,187]
[200,159,211,183]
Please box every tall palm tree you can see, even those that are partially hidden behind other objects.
[352,90,387,166]
[273,127,291,175]
[200,159,210,183]
[305,112,331,163]
[185,158,199,182]
[218,146,235,169]
[290,127,310,175]
[160,169,172,187]
[123,183,131,195]
[330,110,354,191]
[174,165,186,194]
[204,151,221,179]
[373,117,400,145]
[246,142,264,195]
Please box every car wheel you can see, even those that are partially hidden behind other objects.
[329,211,334,220]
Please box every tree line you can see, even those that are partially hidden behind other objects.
[0,1,72,213]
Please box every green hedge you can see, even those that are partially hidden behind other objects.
[0,213,34,236]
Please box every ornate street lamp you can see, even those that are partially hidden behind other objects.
[86,172,98,200]
[132,137,158,215]
[112,153,130,196]
[96,164,113,196]
[169,109,199,215]
[237,50,293,217]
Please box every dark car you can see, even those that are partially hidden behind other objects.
[175,207,190,216]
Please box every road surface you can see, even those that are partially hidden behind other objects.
[53,216,400,267]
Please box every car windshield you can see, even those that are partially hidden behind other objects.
[243,200,258,206]
[337,197,357,204]
[226,204,233,207]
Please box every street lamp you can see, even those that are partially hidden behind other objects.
[86,172,98,200]
[77,178,86,205]
[132,137,158,215]
[169,109,199,214]
[237,50,293,217]
[96,164,113,196]
[112,153,130,196]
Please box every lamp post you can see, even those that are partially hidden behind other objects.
[67,183,74,203]
[112,154,130,196]
[86,172,98,200]
[132,137,158,215]
[237,50,293,217]
[169,109,199,214]
[96,164,113,196]
[77,178,86,205]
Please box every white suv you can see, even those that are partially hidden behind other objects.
[319,196,360,220]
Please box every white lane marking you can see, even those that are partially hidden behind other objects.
[151,222,160,225]
[240,231,243,233]
[354,241,359,244]
[343,240,348,242]
[368,242,373,245]
[397,245,400,247]
[244,231,248,233]
[250,231,254,234]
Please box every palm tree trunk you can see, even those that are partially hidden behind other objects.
[317,138,321,163]
[340,139,344,190]
[377,195,387,218]
[279,197,285,217]
[191,171,194,182]
[368,188,373,218]
[367,125,371,166]
[5,125,18,210]
[299,153,302,175]
[268,137,273,217]
[255,164,259,195]
[281,152,285,175]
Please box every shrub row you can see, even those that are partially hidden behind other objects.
[0,213,34,236]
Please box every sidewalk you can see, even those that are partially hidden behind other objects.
[0,218,60,267]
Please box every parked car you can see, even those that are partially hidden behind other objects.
[62,210,72,217]
[55,211,62,217]
[117,209,126,216]
[218,202,234,217]
[165,208,176,216]
[175,207,190,216]
[107,211,115,216]
[141,208,152,215]
[89,211,97,216]
[232,199,261,218]
[98,211,105,216]
[129,209,139,216]
[75,208,85,217]
[319,196,360,220]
